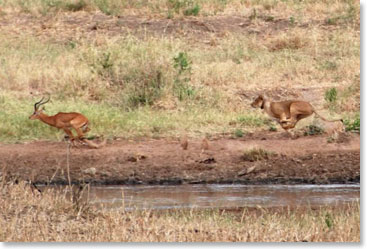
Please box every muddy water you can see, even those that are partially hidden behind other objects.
[81,184,359,210]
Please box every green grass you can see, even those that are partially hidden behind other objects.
[0,93,266,143]
[0,0,359,142]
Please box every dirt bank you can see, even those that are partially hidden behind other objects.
[0,131,360,185]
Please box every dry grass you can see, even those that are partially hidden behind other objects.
[0,0,359,142]
[0,181,360,242]
[242,147,276,161]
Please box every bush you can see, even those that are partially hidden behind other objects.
[304,125,324,136]
[234,129,244,137]
[344,117,360,133]
[325,87,338,103]
[167,0,200,17]
[173,52,195,101]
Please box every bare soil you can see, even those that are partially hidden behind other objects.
[0,11,345,44]
[0,131,360,185]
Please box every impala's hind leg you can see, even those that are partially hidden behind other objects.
[81,123,90,133]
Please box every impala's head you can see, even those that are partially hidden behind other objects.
[251,95,265,109]
[29,96,50,120]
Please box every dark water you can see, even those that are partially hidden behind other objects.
[78,184,359,210]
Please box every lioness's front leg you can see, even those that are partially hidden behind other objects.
[279,112,291,124]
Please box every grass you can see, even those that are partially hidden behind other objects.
[0,180,360,242]
[242,147,275,162]
[0,92,266,142]
[0,0,359,142]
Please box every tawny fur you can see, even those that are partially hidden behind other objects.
[251,95,343,131]
[29,97,103,148]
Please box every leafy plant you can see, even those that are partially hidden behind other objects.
[325,213,333,229]
[234,129,244,137]
[167,0,200,17]
[173,52,191,74]
[173,52,195,101]
[325,88,337,103]
[304,125,324,136]
[184,3,200,16]
[269,124,277,132]
[289,16,295,25]
[344,116,360,133]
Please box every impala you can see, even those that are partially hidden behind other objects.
[29,96,90,144]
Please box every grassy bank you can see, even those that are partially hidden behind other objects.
[0,181,360,242]
[0,0,359,142]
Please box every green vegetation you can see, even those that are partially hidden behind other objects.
[234,129,244,137]
[304,124,324,136]
[0,0,359,143]
[325,87,338,104]
[344,115,360,133]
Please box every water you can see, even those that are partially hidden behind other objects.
[80,184,360,210]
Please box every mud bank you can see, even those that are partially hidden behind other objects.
[0,132,360,185]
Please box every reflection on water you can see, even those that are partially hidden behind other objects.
[81,184,359,210]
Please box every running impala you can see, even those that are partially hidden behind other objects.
[29,96,90,144]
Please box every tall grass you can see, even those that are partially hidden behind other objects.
[0,0,359,142]
[0,181,360,242]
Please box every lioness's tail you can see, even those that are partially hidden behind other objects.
[313,109,343,123]
[83,138,107,149]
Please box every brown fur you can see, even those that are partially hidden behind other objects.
[251,95,343,131]
[29,97,90,145]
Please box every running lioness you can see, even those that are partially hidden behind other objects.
[251,94,343,131]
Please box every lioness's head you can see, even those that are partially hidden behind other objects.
[251,95,265,109]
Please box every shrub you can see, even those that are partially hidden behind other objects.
[173,52,195,101]
[325,88,338,103]
[167,0,200,17]
[234,129,244,137]
[344,116,360,133]
[184,3,200,16]
[303,125,324,136]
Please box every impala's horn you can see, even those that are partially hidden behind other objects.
[34,96,50,110]
[34,97,44,111]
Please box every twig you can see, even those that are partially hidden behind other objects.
[66,142,71,188]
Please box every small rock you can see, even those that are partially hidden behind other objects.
[127,154,147,162]
[199,157,216,164]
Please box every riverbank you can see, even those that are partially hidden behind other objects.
[0,131,360,185]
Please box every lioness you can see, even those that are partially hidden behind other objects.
[251,94,343,131]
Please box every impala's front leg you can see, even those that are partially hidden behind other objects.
[63,128,77,146]
[74,127,88,146]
